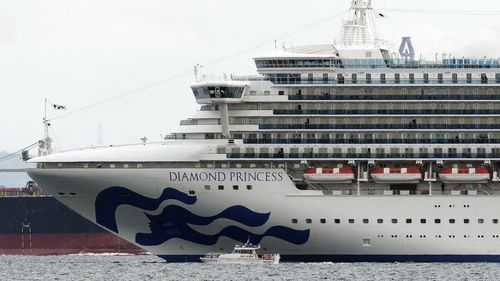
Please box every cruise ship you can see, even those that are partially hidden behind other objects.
[27,0,500,262]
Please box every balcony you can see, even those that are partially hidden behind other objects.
[259,124,500,130]
[243,138,496,145]
[273,109,500,115]
[226,153,500,159]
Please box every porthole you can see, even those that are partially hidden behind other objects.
[391,219,398,224]
[363,219,369,224]
[406,219,412,224]
[449,219,456,224]
[334,219,341,224]
[246,185,253,190]
[349,219,355,224]
[218,185,224,190]
[292,219,298,224]
[204,185,211,191]
[306,219,312,224]
[478,219,485,224]
[233,185,239,190]
[464,219,470,224]
[377,219,383,224]
[493,219,499,224]
[435,219,441,224]
[320,219,326,224]
[420,219,427,224]
[188,190,196,196]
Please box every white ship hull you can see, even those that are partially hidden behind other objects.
[27,168,500,262]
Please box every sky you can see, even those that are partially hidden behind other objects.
[1,0,500,154]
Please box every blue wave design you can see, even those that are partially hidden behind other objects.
[95,186,196,232]
[95,186,310,246]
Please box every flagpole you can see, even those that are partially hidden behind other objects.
[43,98,48,140]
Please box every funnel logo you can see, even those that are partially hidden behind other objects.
[95,187,310,246]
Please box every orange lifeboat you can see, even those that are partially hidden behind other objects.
[439,167,490,183]
[370,166,422,183]
[303,167,355,183]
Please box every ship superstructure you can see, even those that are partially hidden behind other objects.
[27,0,500,262]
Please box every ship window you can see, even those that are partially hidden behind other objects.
[349,219,355,224]
[406,219,412,224]
[250,91,257,96]
[306,219,312,224]
[493,219,499,224]
[377,219,383,224]
[58,192,65,196]
[246,185,253,190]
[218,185,224,190]
[363,219,369,224]
[110,164,116,169]
[423,73,429,84]
[83,163,89,169]
[278,91,285,96]
[320,219,326,224]
[481,73,488,84]
[264,91,271,96]
[123,163,129,169]
[292,219,298,224]
[420,219,427,224]
[464,219,470,224]
[136,163,143,169]
[380,73,386,84]
[438,73,443,84]
[96,163,102,169]
[394,73,400,84]
[204,185,211,191]
[233,185,239,190]
[478,218,485,224]
[449,219,456,224]
[188,190,196,196]
[352,73,358,84]
[466,73,472,84]
[391,219,398,224]
[334,219,341,224]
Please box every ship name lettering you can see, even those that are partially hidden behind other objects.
[168,171,284,182]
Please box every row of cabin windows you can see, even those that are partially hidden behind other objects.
[204,185,253,191]
[383,235,499,239]
[310,73,498,84]
[292,218,499,224]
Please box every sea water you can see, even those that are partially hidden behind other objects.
[1,254,500,281]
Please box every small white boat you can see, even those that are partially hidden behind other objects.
[200,242,280,264]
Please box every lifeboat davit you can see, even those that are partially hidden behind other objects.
[439,167,490,183]
[370,167,422,183]
[303,167,355,183]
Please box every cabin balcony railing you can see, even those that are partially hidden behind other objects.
[243,138,496,145]
[226,153,500,159]
[288,95,500,101]
[269,78,500,86]
[259,124,500,130]
[273,109,500,115]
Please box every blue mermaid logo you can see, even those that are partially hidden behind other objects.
[95,186,310,246]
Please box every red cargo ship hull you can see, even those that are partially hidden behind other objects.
[0,194,144,255]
